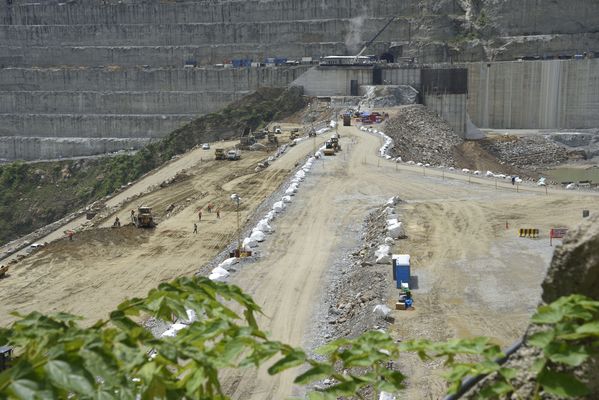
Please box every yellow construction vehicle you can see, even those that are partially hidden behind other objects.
[133,206,156,228]
[323,140,335,156]
[215,148,226,160]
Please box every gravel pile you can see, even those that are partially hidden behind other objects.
[480,135,571,169]
[385,105,464,167]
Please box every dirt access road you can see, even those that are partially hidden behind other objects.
[0,134,326,324]
[220,124,598,399]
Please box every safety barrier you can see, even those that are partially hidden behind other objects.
[519,228,539,238]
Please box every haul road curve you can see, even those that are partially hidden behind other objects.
[220,124,598,399]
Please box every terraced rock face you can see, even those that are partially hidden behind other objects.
[0,0,597,161]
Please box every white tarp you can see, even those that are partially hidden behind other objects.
[379,392,396,400]
[160,322,188,338]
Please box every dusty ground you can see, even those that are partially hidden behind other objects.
[0,132,327,324]
[1,113,598,400]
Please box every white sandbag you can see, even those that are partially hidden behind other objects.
[424,163,430,167]
[386,218,399,226]
[250,230,266,242]
[515,177,523,183]
[416,162,423,166]
[208,266,230,281]
[383,206,396,216]
[242,237,258,248]
[384,237,394,245]
[448,167,455,171]
[375,244,391,264]
[285,188,296,196]
[474,170,481,175]
[462,168,470,173]
[264,211,276,222]
[406,160,415,165]
[566,183,577,190]
[282,195,292,203]
[387,222,405,239]
[486,171,494,177]
[386,196,400,206]
[296,170,306,179]
[373,304,391,318]
[218,257,239,271]
[273,201,285,213]
[537,177,546,186]
[255,219,273,233]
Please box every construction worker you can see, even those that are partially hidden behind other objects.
[207,203,213,213]
[113,217,121,227]
[198,210,202,221]
[67,231,74,241]
[193,223,198,234]
[216,208,220,219]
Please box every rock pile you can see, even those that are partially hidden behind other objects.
[385,105,463,167]
[480,135,571,169]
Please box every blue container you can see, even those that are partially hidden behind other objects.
[392,255,410,289]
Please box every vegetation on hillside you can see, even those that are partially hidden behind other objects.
[0,87,307,246]
[0,277,596,399]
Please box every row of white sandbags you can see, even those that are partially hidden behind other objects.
[374,197,403,264]
[359,126,394,157]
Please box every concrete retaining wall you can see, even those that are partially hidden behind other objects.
[0,91,245,114]
[0,114,194,138]
[468,59,599,129]
[0,136,150,161]
[423,93,467,137]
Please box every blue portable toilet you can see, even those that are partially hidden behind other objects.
[392,254,410,289]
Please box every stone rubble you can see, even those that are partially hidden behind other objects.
[479,135,572,170]
[384,105,464,167]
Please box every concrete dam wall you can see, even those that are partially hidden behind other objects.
[468,59,599,130]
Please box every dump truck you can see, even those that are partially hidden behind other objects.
[227,149,241,160]
[133,206,156,228]
[215,148,226,160]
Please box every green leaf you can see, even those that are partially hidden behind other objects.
[531,305,564,324]
[545,343,589,367]
[576,321,599,336]
[479,380,513,398]
[267,350,306,375]
[531,358,546,374]
[9,379,40,399]
[538,370,590,397]
[45,359,94,395]
[498,367,517,381]
[294,364,334,385]
[527,330,555,348]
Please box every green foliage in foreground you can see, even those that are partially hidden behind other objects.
[0,277,597,400]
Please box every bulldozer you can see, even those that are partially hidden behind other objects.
[132,206,156,228]
[323,140,335,156]
[214,148,226,160]
[330,134,341,152]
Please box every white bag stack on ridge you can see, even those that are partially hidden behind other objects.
[379,392,396,400]
[384,237,394,245]
[218,257,239,271]
[386,196,400,207]
[255,219,273,233]
[242,237,258,249]
[486,171,494,177]
[375,244,391,264]
[373,304,391,318]
[285,187,296,196]
[250,230,266,242]
[282,195,292,203]
[208,266,230,281]
[273,201,285,213]
[388,222,405,239]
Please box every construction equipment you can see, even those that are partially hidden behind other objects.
[268,132,278,145]
[239,127,257,150]
[132,206,156,228]
[0,346,12,371]
[0,265,8,279]
[323,140,336,156]
[215,148,226,160]
[353,16,397,63]
[308,128,316,137]
[330,134,341,152]
[227,149,241,160]
[343,114,351,126]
